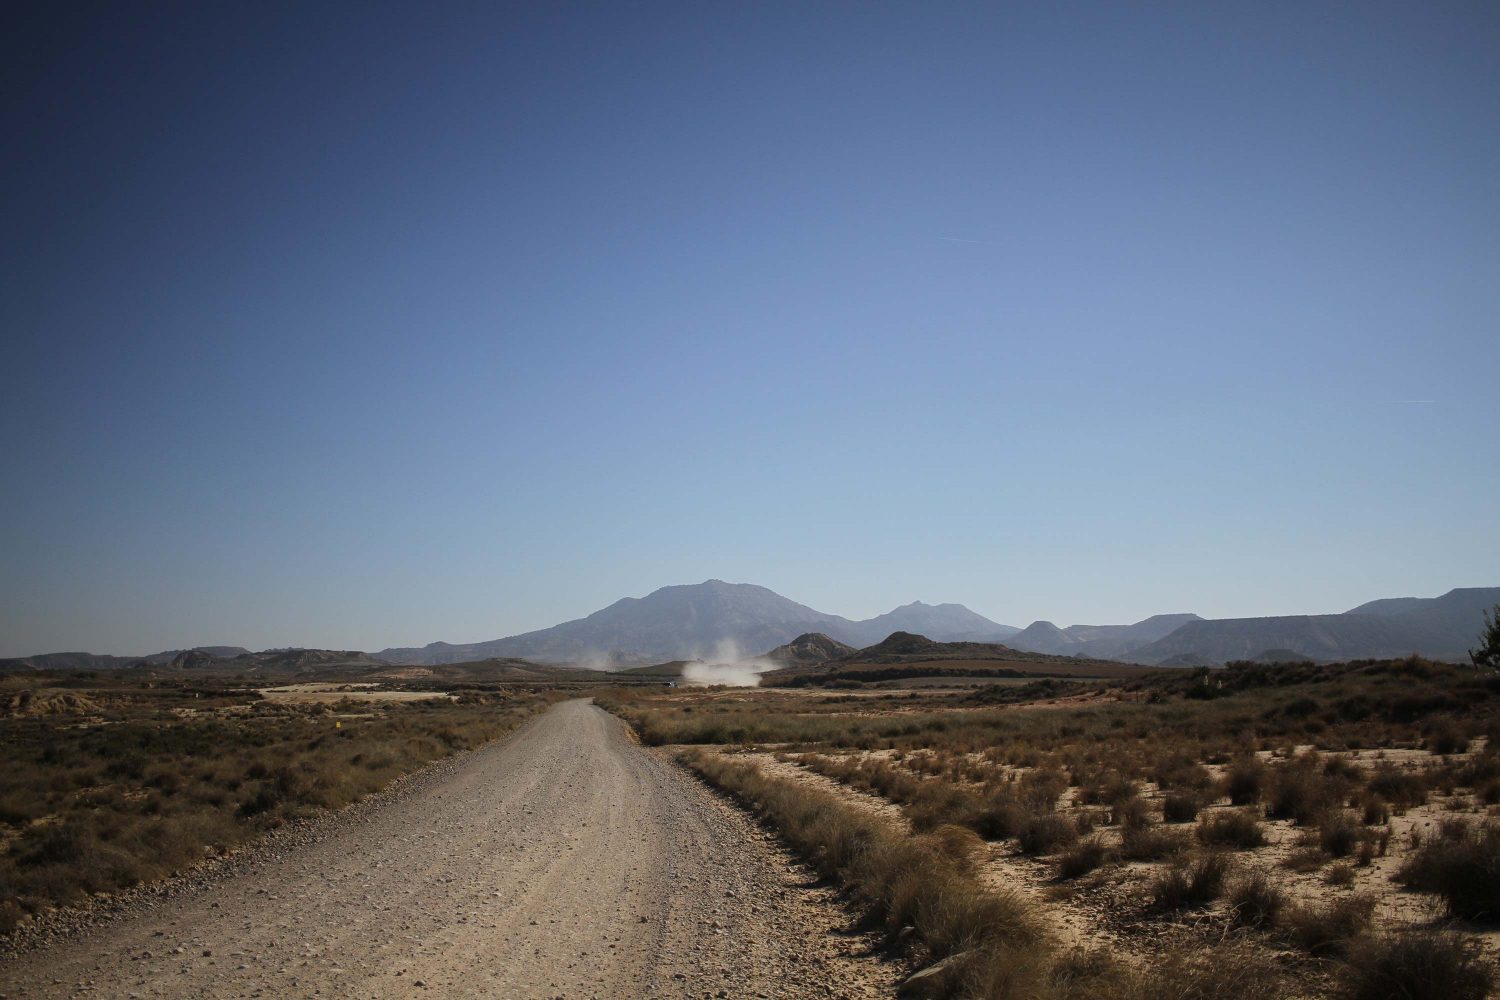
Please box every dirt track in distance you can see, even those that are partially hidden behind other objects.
[0,700,898,999]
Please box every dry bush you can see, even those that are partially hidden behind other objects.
[1123,943,1290,1000]
[1358,795,1390,825]
[925,823,985,871]
[1120,823,1189,862]
[1018,813,1078,856]
[1056,837,1112,880]
[1396,820,1500,920]
[1162,791,1203,823]
[1322,754,1363,782]
[1110,795,1154,829]
[1080,772,1140,807]
[1227,869,1286,928]
[1425,718,1470,756]
[1317,810,1363,858]
[1073,808,1106,834]
[1223,756,1268,806]
[1338,929,1493,1000]
[1268,761,1340,825]
[1367,764,1428,811]
[1154,753,1216,793]
[1325,862,1356,887]
[1150,854,1231,911]
[1196,808,1265,849]
[1018,767,1069,811]
[1281,895,1374,956]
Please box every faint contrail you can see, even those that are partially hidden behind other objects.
[938,236,984,243]
[1399,399,1435,404]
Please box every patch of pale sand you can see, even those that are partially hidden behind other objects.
[975,846,1121,954]
[258,686,453,704]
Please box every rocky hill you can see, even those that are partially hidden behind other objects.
[763,633,857,666]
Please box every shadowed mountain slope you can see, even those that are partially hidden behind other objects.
[1004,614,1202,659]
[1131,588,1499,664]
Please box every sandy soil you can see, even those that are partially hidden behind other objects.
[0,701,898,1000]
[257,683,453,704]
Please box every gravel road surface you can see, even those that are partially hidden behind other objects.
[1,699,897,999]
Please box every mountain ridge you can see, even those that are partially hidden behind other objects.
[373,581,1018,665]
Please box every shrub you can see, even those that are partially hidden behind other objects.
[1056,836,1111,880]
[1017,813,1078,856]
[1162,791,1202,823]
[1111,795,1153,829]
[926,824,984,870]
[972,793,1027,840]
[1426,719,1470,756]
[1129,942,1289,1000]
[1224,756,1268,805]
[1368,764,1428,810]
[1151,854,1231,911]
[1339,930,1494,1000]
[1121,823,1189,861]
[1281,895,1374,956]
[1325,862,1355,887]
[1319,810,1362,858]
[1268,764,1331,824]
[1396,821,1500,920]
[1359,795,1390,825]
[1197,808,1265,849]
[1227,869,1285,928]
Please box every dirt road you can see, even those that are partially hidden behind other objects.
[1,700,897,999]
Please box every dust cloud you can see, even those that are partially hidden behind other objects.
[680,639,777,687]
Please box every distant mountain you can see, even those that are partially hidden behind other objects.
[764,633,858,667]
[838,602,1019,646]
[1005,621,1076,655]
[375,581,847,665]
[1005,614,1202,659]
[374,581,1018,666]
[142,645,251,664]
[0,645,251,673]
[0,651,138,672]
[0,646,379,676]
[1131,588,1499,665]
[1344,597,1428,617]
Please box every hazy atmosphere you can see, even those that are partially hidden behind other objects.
[4,2,1498,657]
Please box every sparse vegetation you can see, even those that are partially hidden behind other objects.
[599,655,1500,997]
[1339,930,1494,1000]
[0,673,559,931]
[1198,808,1266,849]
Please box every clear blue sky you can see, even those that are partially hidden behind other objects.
[3,2,1497,656]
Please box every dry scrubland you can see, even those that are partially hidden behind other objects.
[601,657,1500,999]
[0,673,562,933]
